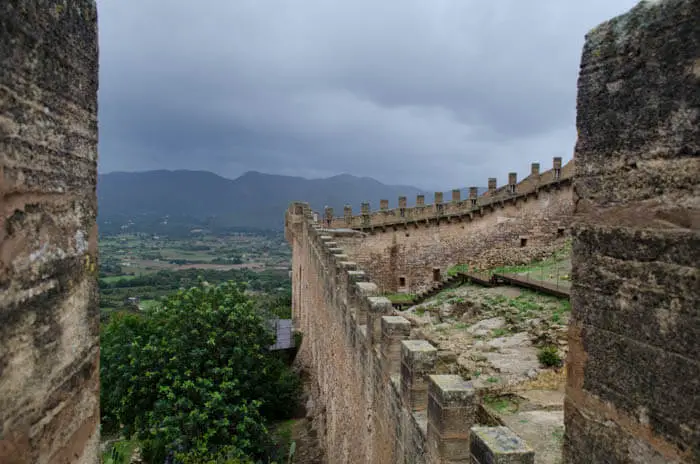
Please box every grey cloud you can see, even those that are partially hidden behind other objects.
[97,0,638,190]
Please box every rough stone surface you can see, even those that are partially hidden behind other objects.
[0,1,100,463]
[565,0,700,462]
[470,426,535,464]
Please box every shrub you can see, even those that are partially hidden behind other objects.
[538,345,562,367]
[100,280,301,461]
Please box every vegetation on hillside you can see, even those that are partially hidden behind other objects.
[101,281,301,463]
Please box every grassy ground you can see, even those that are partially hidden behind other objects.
[447,263,471,276]
[102,438,139,464]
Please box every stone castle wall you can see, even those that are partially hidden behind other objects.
[565,0,699,462]
[287,205,513,463]
[0,2,100,463]
[330,160,574,293]
[287,1,699,463]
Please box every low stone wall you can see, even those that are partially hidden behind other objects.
[0,1,100,463]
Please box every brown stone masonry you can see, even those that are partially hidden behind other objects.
[565,0,700,462]
[0,1,100,463]
[286,204,540,463]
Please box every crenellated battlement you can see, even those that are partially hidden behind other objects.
[285,202,536,462]
[327,157,573,230]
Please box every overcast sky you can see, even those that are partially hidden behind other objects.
[97,0,638,191]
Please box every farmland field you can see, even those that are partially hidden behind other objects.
[99,231,292,320]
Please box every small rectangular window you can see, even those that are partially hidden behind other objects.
[399,277,406,287]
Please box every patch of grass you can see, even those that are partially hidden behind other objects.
[483,294,508,308]
[484,395,519,414]
[509,296,540,313]
[491,328,507,337]
[538,345,563,367]
[551,300,571,324]
[552,427,565,443]
[102,438,139,464]
[415,307,426,316]
[486,376,500,383]
[454,322,468,330]
[447,264,470,276]
[490,240,572,277]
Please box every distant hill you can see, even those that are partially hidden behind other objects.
[97,170,433,231]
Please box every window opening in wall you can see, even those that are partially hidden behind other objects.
[432,268,441,282]
[557,227,566,237]
[520,238,528,247]
[509,184,516,194]
[554,168,561,180]
[405,233,410,237]
[399,276,406,287]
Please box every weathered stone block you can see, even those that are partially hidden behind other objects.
[380,317,411,375]
[470,426,534,464]
[400,340,437,411]
[366,296,393,346]
[338,261,357,271]
[355,281,379,297]
[347,270,367,282]
[427,375,476,461]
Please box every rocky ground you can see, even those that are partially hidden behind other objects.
[397,283,569,464]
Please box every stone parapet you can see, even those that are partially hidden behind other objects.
[328,158,573,230]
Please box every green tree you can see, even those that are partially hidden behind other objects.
[100,281,301,462]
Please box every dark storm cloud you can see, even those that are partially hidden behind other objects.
[97,0,639,190]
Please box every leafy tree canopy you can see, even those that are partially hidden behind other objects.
[101,281,300,462]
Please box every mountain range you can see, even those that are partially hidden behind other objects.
[98,170,435,231]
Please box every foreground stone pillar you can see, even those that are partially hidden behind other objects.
[380,316,411,376]
[366,296,393,347]
[427,375,477,462]
[0,1,100,463]
[566,0,699,462]
[400,340,437,411]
